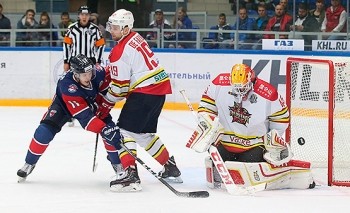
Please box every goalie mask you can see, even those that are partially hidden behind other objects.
[230,64,255,102]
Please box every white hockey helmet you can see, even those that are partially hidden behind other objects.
[106,9,134,32]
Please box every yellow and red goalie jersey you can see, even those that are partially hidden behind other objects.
[198,73,290,153]
[105,31,172,103]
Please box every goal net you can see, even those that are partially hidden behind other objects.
[286,57,350,187]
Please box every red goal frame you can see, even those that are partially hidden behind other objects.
[286,57,350,187]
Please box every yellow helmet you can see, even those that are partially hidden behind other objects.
[230,64,255,101]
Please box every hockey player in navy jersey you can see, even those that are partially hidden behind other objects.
[17,54,127,190]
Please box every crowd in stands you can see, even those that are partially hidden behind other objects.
[0,0,348,50]
[204,0,348,50]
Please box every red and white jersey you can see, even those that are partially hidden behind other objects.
[106,31,172,102]
[198,73,290,153]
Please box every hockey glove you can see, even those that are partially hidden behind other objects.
[186,113,224,153]
[263,129,293,166]
[96,96,115,119]
[101,125,122,148]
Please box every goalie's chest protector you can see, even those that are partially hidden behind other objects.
[214,85,272,146]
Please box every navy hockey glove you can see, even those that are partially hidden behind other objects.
[101,125,122,148]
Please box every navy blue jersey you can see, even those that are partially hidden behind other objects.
[54,67,111,133]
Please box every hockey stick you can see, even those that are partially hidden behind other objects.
[92,133,99,172]
[179,89,266,195]
[119,143,209,198]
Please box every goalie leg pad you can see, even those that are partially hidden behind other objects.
[205,156,222,189]
[225,160,314,190]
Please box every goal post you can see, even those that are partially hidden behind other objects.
[286,57,350,187]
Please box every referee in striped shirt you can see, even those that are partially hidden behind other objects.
[63,5,105,127]
[63,5,105,71]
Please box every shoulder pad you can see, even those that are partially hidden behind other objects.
[211,73,231,86]
[253,78,278,101]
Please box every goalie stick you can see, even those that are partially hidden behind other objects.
[119,143,209,198]
[92,133,99,172]
[179,89,266,195]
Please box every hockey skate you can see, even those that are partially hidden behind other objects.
[158,156,183,183]
[110,165,142,192]
[17,163,36,183]
[112,163,128,180]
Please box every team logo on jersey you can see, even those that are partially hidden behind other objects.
[68,84,78,93]
[249,94,257,103]
[49,110,57,117]
[228,102,251,126]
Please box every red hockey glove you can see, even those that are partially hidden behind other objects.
[96,96,115,119]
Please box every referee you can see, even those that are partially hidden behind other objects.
[63,5,105,71]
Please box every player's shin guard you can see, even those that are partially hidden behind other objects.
[103,139,121,165]
[118,139,137,169]
[18,124,56,182]
[25,123,56,165]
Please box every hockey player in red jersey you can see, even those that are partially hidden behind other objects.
[187,63,315,191]
[17,54,126,189]
[96,9,182,192]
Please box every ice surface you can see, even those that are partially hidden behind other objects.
[1,107,349,213]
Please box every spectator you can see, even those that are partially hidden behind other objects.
[252,4,270,50]
[231,7,257,50]
[57,12,75,39]
[203,13,233,49]
[321,0,347,40]
[0,3,11,46]
[172,7,193,48]
[145,9,174,48]
[289,3,320,50]
[309,0,326,27]
[90,13,106,39]
[255,4,270,39]
[279,0,290,13]
[255,0,274,11]
[263,4,292,39]
[36,12,58,47]
[16,9,38,46]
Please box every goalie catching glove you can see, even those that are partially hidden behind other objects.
[186,113,224,153]
[263,129,293,166]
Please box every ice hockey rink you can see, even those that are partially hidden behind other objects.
[1,106,350,213]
